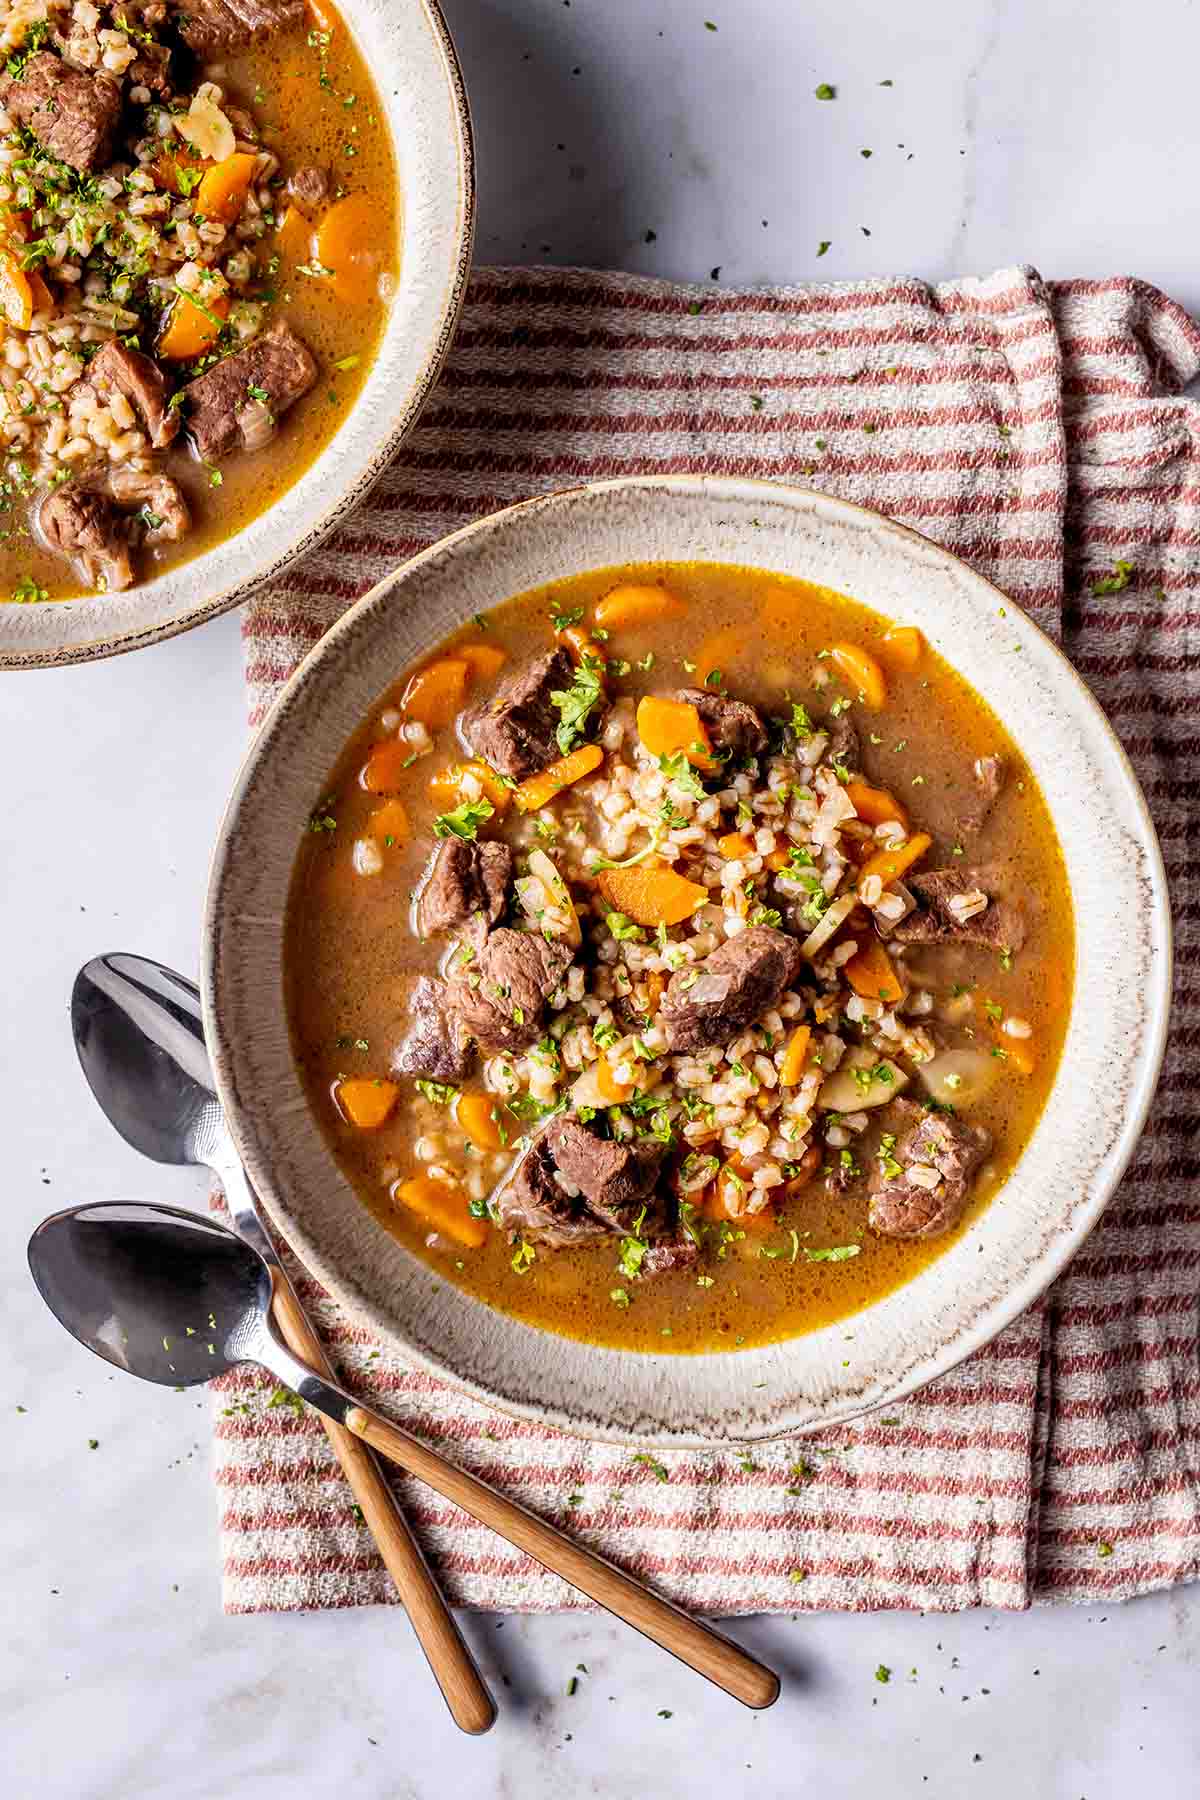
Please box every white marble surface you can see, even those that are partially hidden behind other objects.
[3,0,1199,1793]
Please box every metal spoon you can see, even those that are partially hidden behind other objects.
[70,953,496,1736]
[29,1201,779,1711]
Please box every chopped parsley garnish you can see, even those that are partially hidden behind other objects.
[1090,559,1134,596]
[605,910,646,942]
[815,82,836,99]
[415,1079,459,1107]
[789,701,814,737]
[803,1243,861,1263]
[631,1452,669,1482]
[610,1287,631,1308]
[658,749,706,797]
[511,1239,536,1275]
[550,603,584,630]
[550,655,605,753]
[434,797,494,840]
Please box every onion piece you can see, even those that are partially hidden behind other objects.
[799,890,859,959]
[520,847,581,947]
[818,1053,909,1113]
[917,1047,999,1108]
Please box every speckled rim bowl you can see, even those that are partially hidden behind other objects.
[0,0,473,671]
[203,476,1172,1448]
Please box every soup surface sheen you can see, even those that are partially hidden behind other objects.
[286,561,1073,1354]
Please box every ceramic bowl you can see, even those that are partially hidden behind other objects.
[0,0,473,671]
[203,476,1172,1447]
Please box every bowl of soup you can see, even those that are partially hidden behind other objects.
[203,476,1171,1446]
[0,0,472,669]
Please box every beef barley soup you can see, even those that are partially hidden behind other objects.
[0,0,397,602]
[286,563,1074,1354]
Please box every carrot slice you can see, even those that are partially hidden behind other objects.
[394,1173,487,1249]
[701,1162,777,1230]
[717,830,754,860]
[158,288,228,360]
[596,861,707,927]
[693,624,744,685]
[828,642,887,710]
[843,938,907,1004]
[153,145,211,194]
[195,152,257,223]
[337,1078,398,1130]
[25,269,52,317]
[429,759,512,815]
[635,695,719,771]
[846,779,909,829]
[361,738,413,793]
[513,743,603,812]
[456,642,507,681]
[594,583,687,631]
[315,194,382,306]
[454,1091,507,1151]
[779,1024,812,1085]
[274,204,313,265]
[879,625,924,670]
[765,847,791,872]
[558,621,608,671]
[400,658,469,729]
[857,831,932,890]
[596,1051,635,1104]
[0,247,33,329]
[364,797,409,849]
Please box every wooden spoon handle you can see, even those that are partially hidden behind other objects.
[269,1277,496,1735]
[345,1404,780,1711]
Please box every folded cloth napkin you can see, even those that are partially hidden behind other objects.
[217,265,1198,1615]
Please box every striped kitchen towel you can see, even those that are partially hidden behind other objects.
[219,265,1198,1614]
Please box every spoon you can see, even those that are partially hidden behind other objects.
[70,953,496,1736]
[30,1201,780,1711]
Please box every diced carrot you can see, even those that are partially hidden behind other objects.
[765,847,791,872]
[513,743,604,812]
[25,269,52,317]
[429,759,512,815]
[717,831,754,860]
[635,695,719,771]
[693,624,744,685]
[364,797,409,849]
[596,861,708,927]
[879,625,924,670]
[400,658,469,729]
[594,582,687,631]
[315,195,382,306]
[857,831,932,890]
[158,288,228,360]
[274,204,313,265]
[0,247,33,329]
[828,642,887,710]
[153,145,211,194]
[596,1051,635,1104]
[456,642,507,681]
[361,738,413,793]
[980,997,1037,1075]
[194,152,258,224]
[454,1091,507,1151]
[644,970,665,1015]
[337,1078,399,1130]
[846,779,909,829]
[701,1163,777,1230]
[843,937,907,1004]
[394,1173,487,1249]
[558,621,608,671]
[779,1024,812,1086]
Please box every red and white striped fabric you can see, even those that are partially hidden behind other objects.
[219,265,1198,1615]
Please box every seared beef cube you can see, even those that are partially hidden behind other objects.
[287,164,328,212]
[172,0,305,53]
[824,714,860,773]
[890,865,1027,954]
[869,1100,991,1239]
[184,321,318,462]
[224,104,261,144]
[128,41,173,99]
[677,687,768,758]
[960,754,1006,840]
[107,468,190,544]
[90,342,180,450]
[0,54,121,173]
[450,928,572,1052]
[496,1134,610,1248]
[416,839,511,942]
[636,1232,701,1278]
[392,976,473,1083]
[660,925,802,1053]
[39,485,132,592]
[460,647,575,782]
[544,1116,664,1227]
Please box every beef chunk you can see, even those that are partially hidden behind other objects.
[392,976,473,1083]
[496,1134,610,1249]
[128,41,173,99]
[172,0,305,53]
[960,754,1006,840]
[449,929,572,1052]
[184,321,318,462]
[660,925,803,1053]
[460,647,575,781]
[416,839,511,943]
[890,865,1028,954]
[0,54,121,173]
[91,342,180,450]
[38,485,132,592]
[637,1232,701,1278]
[107,468,190,545]
[224,104,260,144]
[287,164,328,212]
[544,1116,664,1227]
[677,687,768,758]
[824,714,860,773]
[869,1100,991,1239]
